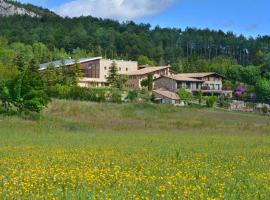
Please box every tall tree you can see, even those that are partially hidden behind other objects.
[107,61,118,87]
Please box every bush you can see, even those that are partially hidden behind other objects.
[206,96,217,108]
[69,87,107,102]
[219,94,229,108]
[48,85,109,102]
[111,89,122,103]
[255,79,270,102]
[127,90,138,102]
[177,89,193,101]
[138,90,151,102]
[196,90,203,104]
[261,105,269,114]
[47,84,71,99]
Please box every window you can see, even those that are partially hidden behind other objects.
[104,66,107,70]
[105,75,107,78]
[119,67,121,71]
[126,68,128,71]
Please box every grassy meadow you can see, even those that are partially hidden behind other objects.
[0,100,270,199]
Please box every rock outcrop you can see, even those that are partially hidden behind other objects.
[0,0,38,17]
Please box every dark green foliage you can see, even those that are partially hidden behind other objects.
[261,105,269,114]
[147,74,153,91]
[127,90,138,102]
[0,12,269,66]
[107,61,118,86]
[115,75,128,90]
[219,94,230,108]
[0,79,12,113]
[141,74,153,91]
[0,60,50,114]
[14,53,26,72]
[196,90,203,104]
[49,85,108,102]
[69,87,106,102]
[107,61,127,89]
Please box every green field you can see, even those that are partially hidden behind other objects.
[0,100,270,199]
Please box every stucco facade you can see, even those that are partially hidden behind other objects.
[123,66,171,90]
[154,72,231,96]
[201,76,222,90]
[80,58,138,87]
[40,57,138,87]
[154,76,203,92]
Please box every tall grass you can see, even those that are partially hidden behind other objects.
[0,100,269,199]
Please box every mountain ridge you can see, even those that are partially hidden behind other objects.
[0,0,57,17]
[0,0,38,17]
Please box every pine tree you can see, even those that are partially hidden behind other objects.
[71,60,82,85]
[29,58,40,73]
[107,61,118,87]
[14,54,26,72]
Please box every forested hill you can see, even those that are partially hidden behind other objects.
[0,1,270,69]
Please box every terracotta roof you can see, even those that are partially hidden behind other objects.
[122,66,170,76]
[161,75,204,82]
[153,89,180,100]
[177,72,224,78]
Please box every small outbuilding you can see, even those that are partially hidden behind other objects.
[152,88,181,105]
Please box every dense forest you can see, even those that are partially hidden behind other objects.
[0,1,270,103]
[0,6,270,66]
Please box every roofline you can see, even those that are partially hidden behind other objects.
[125,66,170,76]
[101,58,138,63]
[152,90,180,100]
[154,75,205,82]
[39,57,103,71]
[180,72,226,79]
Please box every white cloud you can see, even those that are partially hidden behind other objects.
[53,0,175,20]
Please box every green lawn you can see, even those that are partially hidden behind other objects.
[0,100,270,199]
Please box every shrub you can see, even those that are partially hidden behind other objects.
[206,96,217,108]
[1,61,50,115]
[255,79,270,102]
[48,84,71,99]
[177,89,193,101]
[196,90,203,104]
[127,90,138,102]
[234,85,246,98]
[111,89,122,103]
[48,85,109,102]
[69,87,107,102]
[261,105,269,114]
[219,94,230,108]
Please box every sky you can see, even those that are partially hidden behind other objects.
[20,0,270,37]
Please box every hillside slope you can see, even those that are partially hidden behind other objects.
[43,100,270,134]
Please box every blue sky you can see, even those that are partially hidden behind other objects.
[20,0,270,37]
